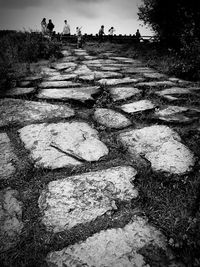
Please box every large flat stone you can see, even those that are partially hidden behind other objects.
[137,81,175,88]
[109,86,142,101]
[98,77,142,86]
[118,125,195,174]
[5,87,35,96]
[0,133,18,179]
[0,98,75,127]
[143,72,166,79]
[44,74,77,81]
[94,108,131,128]
[83,59,116,65]
[155,87,195,97]
[52,62,77,70]
[74,65,92,75]
[79,71,122,81]
[18,122,109,169]
[120,100,155,113]
[46,216,170,266]
[39,81,81,88]
[39,166,138,232]
[37,86,100,102]
[0,188,24,252]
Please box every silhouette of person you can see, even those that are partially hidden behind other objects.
[135,29,141,42]
[41,18,47,35]
[62,20,70,36]
[108,26,115,42]
[47,19,55,37]
[76,27,82,48]
[98,25,105,43]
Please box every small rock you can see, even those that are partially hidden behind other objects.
[109,86,142,101]
[94,108,132,128]
[120,100,155,113]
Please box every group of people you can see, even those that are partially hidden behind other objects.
[41,18,142,46]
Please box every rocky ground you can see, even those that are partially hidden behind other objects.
[0,44,200,266]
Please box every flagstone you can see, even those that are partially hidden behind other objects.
[61,50,72,56]
[52,62,77,70]
[156,87,192,97]
[100,66,122,71]
[39,81,81,88]
[18,122,109,169]
[39,166,138,232]
[46,216,171,267]
[0,98,74,127]
[118,125,195,174]
[37,86,100,101]
[123,67,155,74]
[44,74,77,81]
[143,72,166,79]
[94,108,132,128]
[74,65,92,75]
[98,77,143,86]
[109,86,142,101]
[59,56,77,62]
[79,71,122,81]
[18,81,32,87]
[120,100,155,113]
[40,67,60,76]
[23,75,42,81]
[0,188,24,252]
[111,57,141,64]
[5,87,36,96]
[0,133,18,179]
[137,81,176,88]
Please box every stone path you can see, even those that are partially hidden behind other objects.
[0,46,199,266]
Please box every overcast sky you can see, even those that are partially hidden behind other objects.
[0,0,152,35]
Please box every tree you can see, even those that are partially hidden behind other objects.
[138,0,200,47]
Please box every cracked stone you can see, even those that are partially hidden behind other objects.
[0,98,74,127]
[94,108,132,128]
[137,81,176,88]
[5,87,35,96]
[46,215,171,267]
[120,100,155,113]
[39,166,138,232]
[37,86,100,101]
[109,86,142,101]
[39,81,81,88]
[0,133,18,179]
[0,188,24,252]
[98,77,143,86]
[118,125,195,174]
[18,122,109,169]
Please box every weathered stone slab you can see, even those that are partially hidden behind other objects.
[23,75,42,81]
[168,77,191,84]
[37,86,100,101]
[40,67,60,76]
[120,100,155,113]
[155,106,199,123]
[39,166,138,232]
[18,122,109,169]
[98,77,143,86]
[5,87,35,96]
[137,81,176,88]
[18,81,32,87]
[59,56,77,62]
[39,81,81,88]
[74,65,92,75]
[0,98,74,127]
[52,62,77,70]
[0,188,24,252]
[109,86,142,101]
[143,72,166,79]
[83,59,116,65]
[155,87,195,97]
[0,133,18,179]
[44,74,77,81]
[100,66,122,71]
[84,55,97,60]
[61,50,71,56]
[118,125,195,174]
[46,216,170,266]
[79,71,122,81]
[111,57,141,64]
[74,49,88,56]
[123,67,155,74]
[94,108,131,128]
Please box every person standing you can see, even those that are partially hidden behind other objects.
[108,26,115,42]
[76,27,82,48]
[135,29,141,42]
[47,19,55,37]
[62,20,70,36]
[41,18,47,35]
[98,25,105,43]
